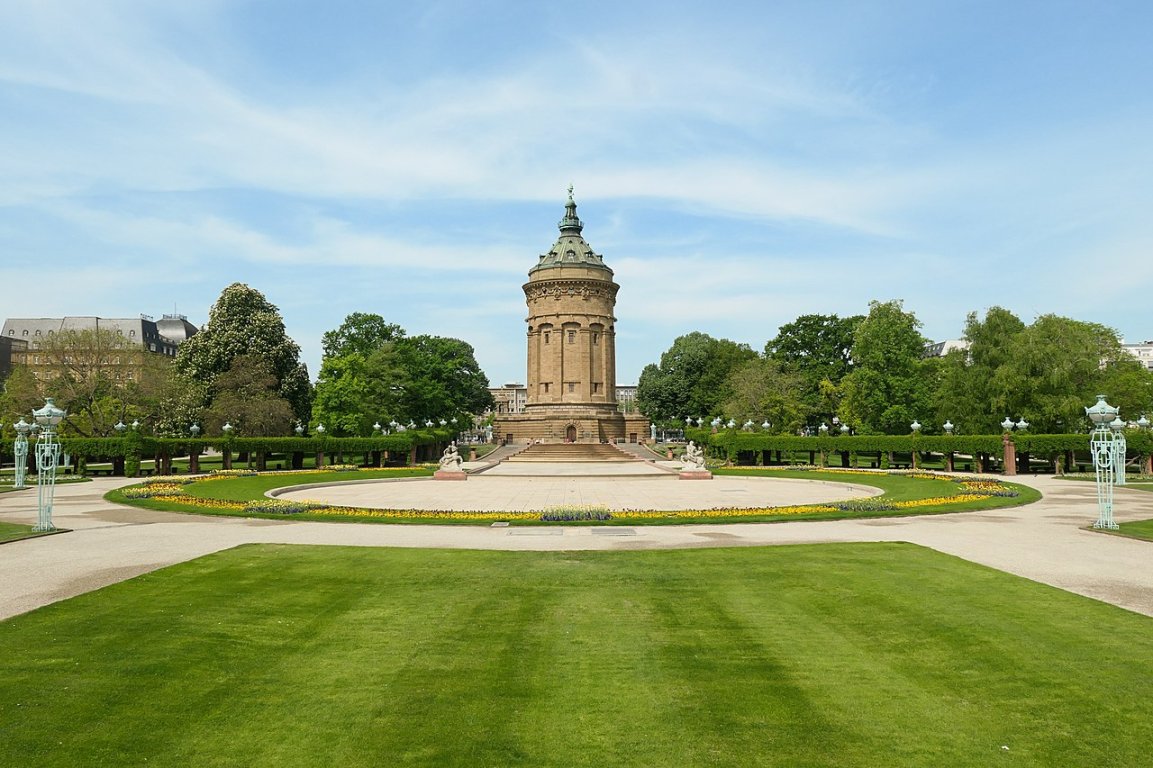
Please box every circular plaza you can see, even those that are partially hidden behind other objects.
[273,464,883,513]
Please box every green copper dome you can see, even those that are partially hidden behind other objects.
[528,186,613,276]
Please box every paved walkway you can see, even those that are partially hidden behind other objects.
[1,473,1151,621]
[276,472,879,511]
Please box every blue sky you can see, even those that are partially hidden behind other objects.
[1,1,1150,387]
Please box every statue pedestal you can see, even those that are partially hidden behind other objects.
[678,470,713,480]
[434,470,467,481]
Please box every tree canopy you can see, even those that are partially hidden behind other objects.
[722,358,807,433]
[175,283,312,425]
[633,299,1153,438]
[766,313,863,426]
[636,332,757,423]
[838,300,932,434]
[312,313,493,436]
[202,355,296,436]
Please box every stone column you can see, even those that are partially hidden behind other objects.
[1001,434,1017,476]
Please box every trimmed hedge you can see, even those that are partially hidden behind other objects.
[697,429,1152,471]
[0,429,453,477]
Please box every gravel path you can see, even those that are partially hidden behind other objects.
[1,473,1151,620]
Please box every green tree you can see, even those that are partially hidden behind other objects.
[312,313,409,435]
[0,366,42,429]
[933,307,1027,434]
[321,312,405,358]
[150,374,209,437]
[766,313,863,426]
[839,300,931,434]
[176,283,312,423]
[202,355,296,436]
[388,335,494,424]
[635,332,757,423]
[991,315,1139,433]
[1099,358,1153,425]
[722,358,806,433]
[313,315,493,435]
[312,353,380,436]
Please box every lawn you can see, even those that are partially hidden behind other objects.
[1118,519,1153,541]
[0,521,36,543]
[0,543,1149,767]
[105,468,1039,525]
[1072,481,1153,542]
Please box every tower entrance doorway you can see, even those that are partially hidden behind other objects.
[566,425,577,442]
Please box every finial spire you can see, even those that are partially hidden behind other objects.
[558,185,583,234]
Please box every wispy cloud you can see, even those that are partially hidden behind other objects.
[1,1,1150,385]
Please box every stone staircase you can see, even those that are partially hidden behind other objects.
[503,442,639,463]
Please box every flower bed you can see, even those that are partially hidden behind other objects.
[113,468,1026,524]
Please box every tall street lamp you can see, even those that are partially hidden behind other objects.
[1109,416,1127,487]
[32,398,66,532]
[1085,395,1121,530]
[189,423,201,474]
[12,418,31,490]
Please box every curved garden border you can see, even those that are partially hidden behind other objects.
[105,467,1040,526]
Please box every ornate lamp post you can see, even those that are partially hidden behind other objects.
[32,398,66,532]
[188,423,201,474]
[1109,416,1127,487]
[1001,417,1015,431]
[1085,395,1121,530]
[818,422,829,435]
[910,420,922,434]
[943,420,955,435]
[13,418,31,490]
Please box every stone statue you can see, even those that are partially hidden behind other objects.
[683,440,706,470]
[438,443,463,472]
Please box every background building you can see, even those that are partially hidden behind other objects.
[489,383,528,415]
[0,336,28,383]
[2,314,197,383]
[924,339,970,358]
[1122,340,1153,371]
[490,382,639,417]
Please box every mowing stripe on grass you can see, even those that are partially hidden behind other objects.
[1,543,1151,767]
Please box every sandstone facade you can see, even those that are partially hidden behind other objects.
[493,191,650,444]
